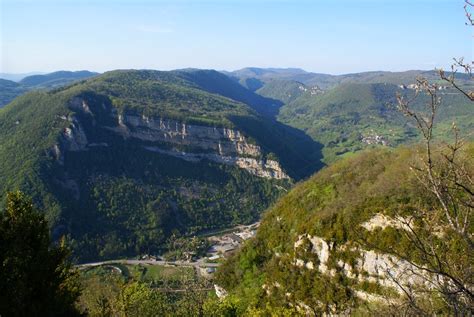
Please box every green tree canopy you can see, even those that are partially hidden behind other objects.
[0,191,82,316]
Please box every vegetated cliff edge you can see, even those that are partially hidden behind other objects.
[216,145,473,315]
[0,69,323,261]
[55,97,289,180]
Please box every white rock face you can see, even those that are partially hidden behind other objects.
[144,146,288,179]
[53,98,290,180]
[293,233,431,297]
[114,114,262,157]
[361,213,411,231]
[294,234,331,272]
[214,284,228,299]
[62,120,88,152]
[308,235,331,272]
[113,113,289,179]
[356,249,428,290]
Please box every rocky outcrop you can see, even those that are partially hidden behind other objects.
[112,113,261,158]
[50,115,88,164]
[360,213,411,232]
[62,119,88,152]
[51,97,289,179]
[144,146,288,179]
[110,113,289,179]
[293,231,430,298]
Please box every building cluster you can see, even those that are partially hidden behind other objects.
[361,134,389,146]
[398,84,448,90]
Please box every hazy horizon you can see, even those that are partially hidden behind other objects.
[1,0,471,75]
[0,67,449,79]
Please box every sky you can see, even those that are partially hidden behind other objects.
[0,0,472,74]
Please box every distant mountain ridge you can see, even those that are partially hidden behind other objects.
[0,72,45,82]
[19,70,99,88]
[0,71,99,108]
[227,67,473,163]
[228,67,471,89]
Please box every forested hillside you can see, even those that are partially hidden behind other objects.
[217,144,473,315]
[236,70,473,163]
[0,69,323,261]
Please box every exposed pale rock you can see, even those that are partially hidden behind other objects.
[293,233,431,295]
[294,234,331,272]
[308,235,330,272]
[361,213,411,231]
[62,118,88,151]
[69,97,92,115]
[143,144,288,179]
[53,98,290,180]
[214,284,228,299]
[295,259,305,267]
[115,114,261,158]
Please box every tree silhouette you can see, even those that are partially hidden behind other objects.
[0,191,82,316]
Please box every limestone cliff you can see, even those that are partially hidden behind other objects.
[52,97,289,180]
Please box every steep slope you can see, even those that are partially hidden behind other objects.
[175,69,282,117]
[0,69,323,261]
[277,82,473,162]
[216,146,473,315]
[256,79,322,104]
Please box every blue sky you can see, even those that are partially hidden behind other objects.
[1,0,472,74]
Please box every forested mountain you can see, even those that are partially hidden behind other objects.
[1,66,471,263]
[277,82,473,162]
[229,67,472,89]
[0,71,98,108]
[0,69,323,261]
[217,144,473,315]
[230,68,473,163]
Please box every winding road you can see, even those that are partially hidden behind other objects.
[77,258,219,269]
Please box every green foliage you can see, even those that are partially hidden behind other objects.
[0,71,98,108]
[19,71,98,89]
[217,145,473,314]
[274,82,473,163]
[79,270,220,316]
[0,78,27,108]
[164,235,211,261]
[1,69,320,261]
[0,191,81,316]
[256,79,307,104]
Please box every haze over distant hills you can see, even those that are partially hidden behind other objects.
[226,67,468,89]
[0,71,98,107]
[0,72,46,82]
